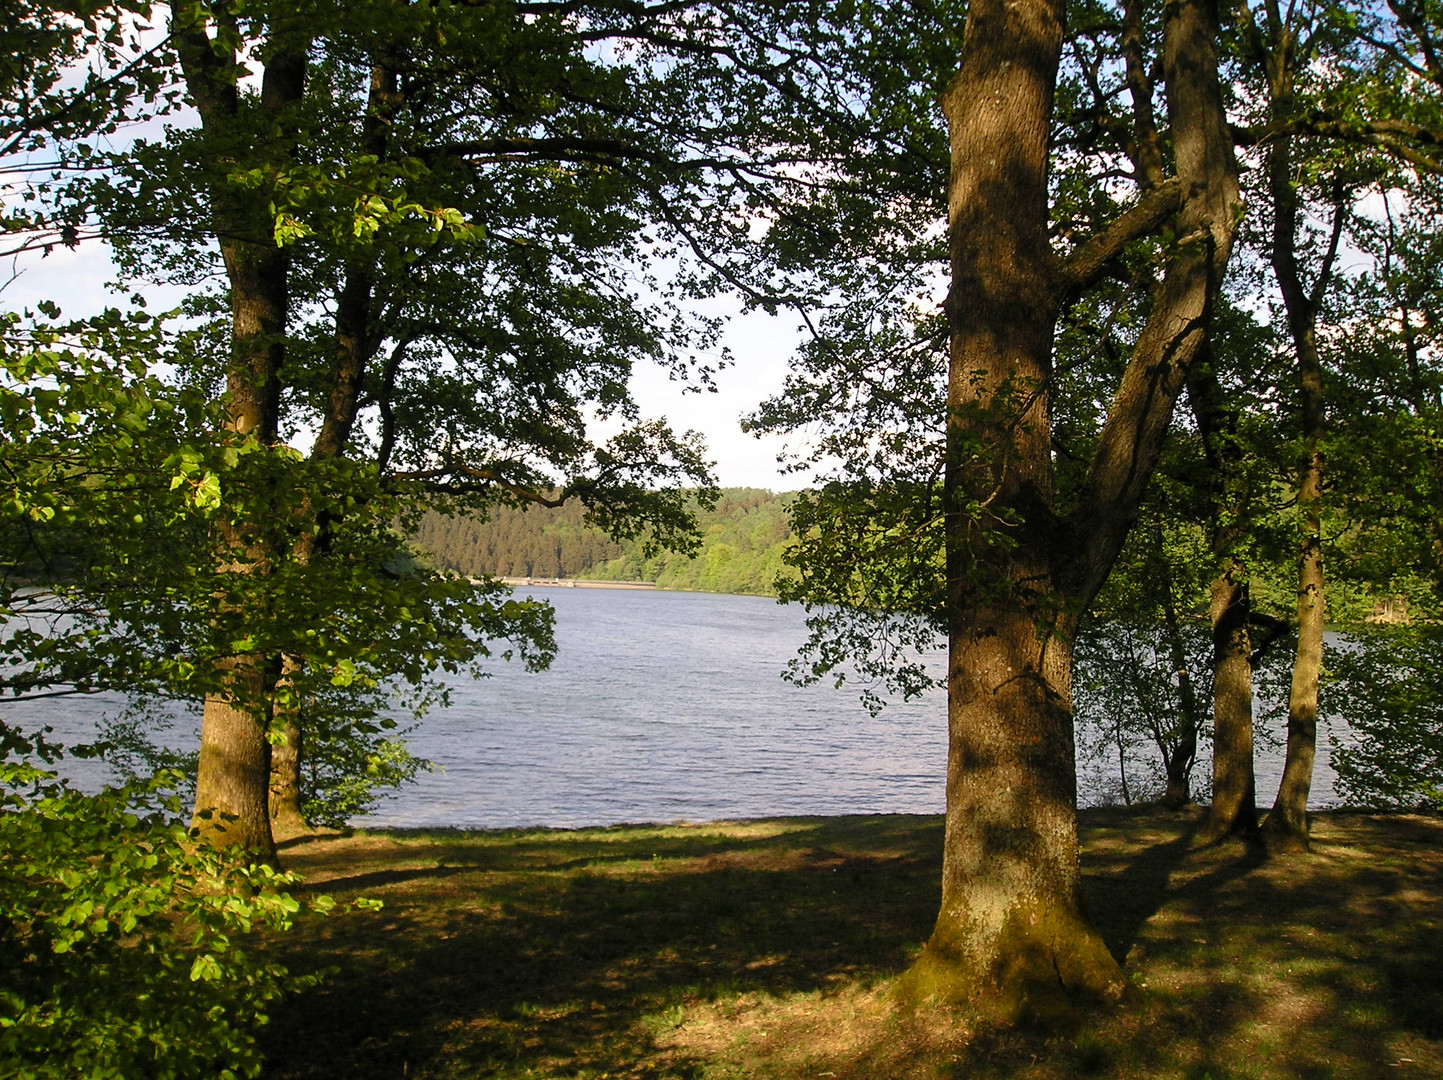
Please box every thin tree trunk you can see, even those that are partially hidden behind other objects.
[1256,64,1342,844]
[1185,340,1260,842]
[191,231,289,860]
[1265,318,1326,848]
[1152,517,1201,806]
[266,59,398,825]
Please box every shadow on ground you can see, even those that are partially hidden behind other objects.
[260,810,1443,1080]
[262,816,943,1079]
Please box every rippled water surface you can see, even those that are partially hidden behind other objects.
[10,587,1343,828]
[372,588,950,828]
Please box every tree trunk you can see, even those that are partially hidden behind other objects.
[193,657,278,862]
[1159,574,1201,807]
[1143,515,1202,807]
[1262,300,1328,849]
[899,0,1240,1019]
[1202,561,1259,840]
[1266,487,1322,849]
[267,656,309,841]
[191,229,290,858]
[1259,96,1340,848]
[266,59,397,823]
[893,0,1128,1018]
[901,606,1124,1018]
[1185,337,1260,843]
[176,12,309,859]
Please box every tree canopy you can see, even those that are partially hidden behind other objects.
[3,0,1443,1067]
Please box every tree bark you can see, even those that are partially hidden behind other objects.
[1203,560,1259,840]
[193,657,277,860]
[903,606,1124,1018]
[176,9,309,860]
[1182,330,1262,842]
[899,0,1240,1019]
[267,656,309,841]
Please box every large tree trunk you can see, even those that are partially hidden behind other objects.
[176,12,309,859]
[895,0,1126,1018]
[899,0,1240,1019]
[193,657,277,861]
[901,604,1123,1017]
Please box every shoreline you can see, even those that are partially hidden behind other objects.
[491,576,657,589]
[340,803,1436,840]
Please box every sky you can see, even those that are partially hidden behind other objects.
[2,13,825,493]
[4,239,813,492]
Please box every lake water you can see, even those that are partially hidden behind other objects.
[5,587,1341,828]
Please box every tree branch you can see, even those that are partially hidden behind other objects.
[1054,177,1181,302]
[1233,115,1443,171]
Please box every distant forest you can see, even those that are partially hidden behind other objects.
[411,489,798,596]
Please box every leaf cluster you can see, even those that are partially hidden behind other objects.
[0,724,357,1080]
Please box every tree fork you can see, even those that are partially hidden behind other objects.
[904,0,1241,1017]
[897,0,1128,1016]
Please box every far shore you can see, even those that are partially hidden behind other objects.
[490,577,658,589]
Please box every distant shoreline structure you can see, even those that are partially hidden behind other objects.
[492,577,658,590]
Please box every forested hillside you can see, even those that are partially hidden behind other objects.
[412,489,798,596]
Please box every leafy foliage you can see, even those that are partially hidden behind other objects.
[0,304,555,815]
[1329,626,1443,810]
[0,725,360,1080]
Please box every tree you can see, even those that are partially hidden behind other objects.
[1074,499,1213,808]
[20,0,865,855]
[0,725,344,1080]
[1323,175,1443,810]
[0,307,374,1079]
[751,0,1244,1015]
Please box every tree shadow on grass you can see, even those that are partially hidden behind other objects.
[1078,805,1222,963]
[1067,812,1443,1080]
[286,816,925,890]
[261,815,944,1080]
[261,812,1443,1080]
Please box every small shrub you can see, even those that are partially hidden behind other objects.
[0,724,347,1080]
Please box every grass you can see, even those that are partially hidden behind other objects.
[259,809,1443,1079]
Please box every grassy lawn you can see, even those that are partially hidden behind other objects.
[260,809,1443,1079]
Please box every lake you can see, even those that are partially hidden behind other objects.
[5,587,1342,828]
